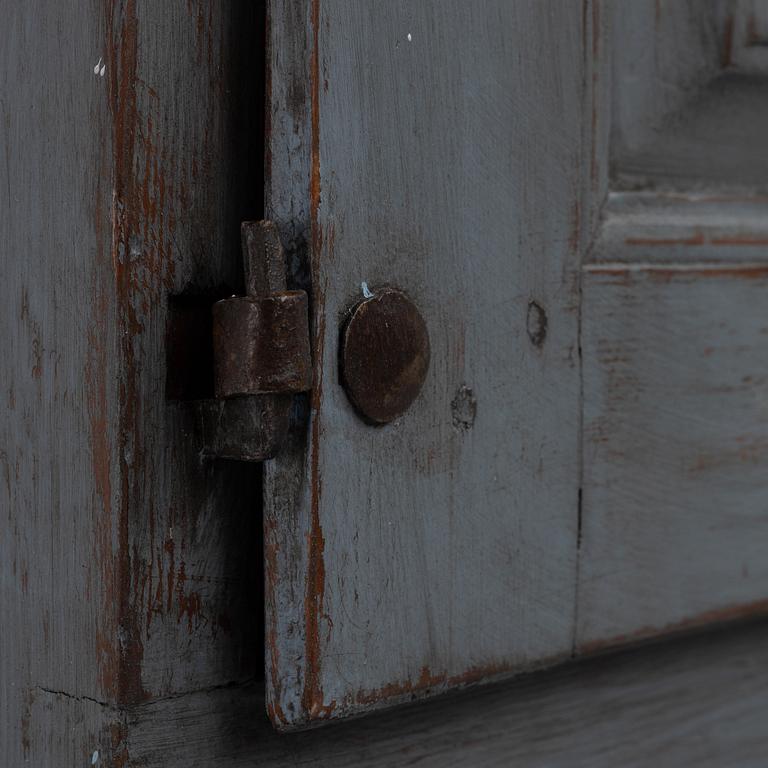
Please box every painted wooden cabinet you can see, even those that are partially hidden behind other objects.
[2,0,767,764]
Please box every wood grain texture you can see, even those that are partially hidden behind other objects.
[613,72,768,193]
[585,0,612,240]
[128,618,768,767]
[2,1,264,761]
[730,0,768,72]
[1,0,123,763]
[265,0,589,727]
[263,0,315,731]
[578,261,768,649]
[103,0,264,704]
[610,0,727,169]
[578,1,768,654]
[8,0,767,760]
[610,1,768,192]
[593,192,768,264]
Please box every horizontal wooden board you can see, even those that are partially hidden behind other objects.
[128,618,768,767]
[593,192,768,264]
[578,261,768,649]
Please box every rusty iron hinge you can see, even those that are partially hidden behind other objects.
[195,221,311,461]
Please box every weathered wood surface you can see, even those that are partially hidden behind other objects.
[614,72,768,192]
[128,618,768,767]
[7,0,768,759]
[117,0,262,698]
[578,260,768,649]
[610,0,726,164]
[1,0,121,763]
[264,0,592,728]
[103,0,264,705]
[594,192,768,264]
[2,1,264,762]
[263,0,315,734]
[576,0,768,654]
[94,2,260,703]
[611,1,768,192]
[730,0,768,72]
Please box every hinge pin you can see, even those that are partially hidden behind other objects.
[196,221,312,461]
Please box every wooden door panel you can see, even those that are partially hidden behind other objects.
[577,1,768,651]
[579,255,768,649]
[264,0,589,728]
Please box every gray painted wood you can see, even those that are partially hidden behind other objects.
[611,1,768,192]
[614,71,768,193]
[1,1,122,763]
[103,0,263,704]
[730,0,768,72]
[262,0,315,732]
[128,618,768,767]
[7,0,768,759]
[265,0,590,728]
[610,0,727,163]
[2,1,263,762]
[578,260,768,649]
[587,0,612,239]
[594,192,768,265]
[576,0,768,653]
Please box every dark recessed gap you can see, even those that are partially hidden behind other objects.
[230,0,266,688]
[165,291,231,401]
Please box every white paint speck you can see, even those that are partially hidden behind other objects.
[407,32,412,42]
[91,750,99,765]
[93,57,106,77]
[361,281,373,299]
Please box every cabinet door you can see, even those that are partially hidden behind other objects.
[264,0,591,728]
[4,0,767,751]
[265,0,768,730]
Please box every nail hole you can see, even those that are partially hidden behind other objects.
[526,300,548,348]
[451,385,477,431]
